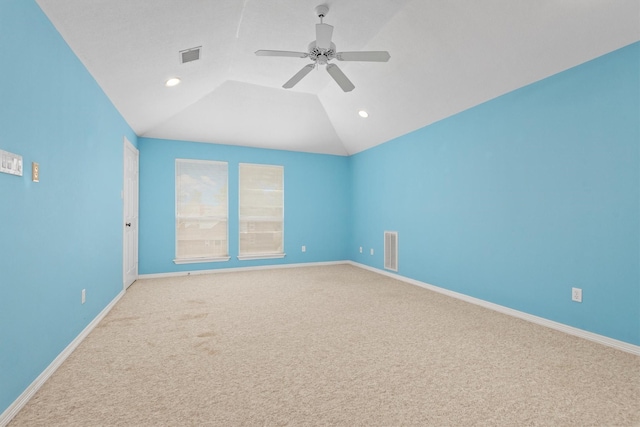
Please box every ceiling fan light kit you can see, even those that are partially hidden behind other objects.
[255,4,390,92]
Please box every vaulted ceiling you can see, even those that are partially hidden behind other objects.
[36,0,640,155]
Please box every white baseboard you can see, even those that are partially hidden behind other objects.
[348,261,640,356]
[0,290,126,427]
[138,260,349,279]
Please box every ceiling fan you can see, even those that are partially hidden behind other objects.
[255,4,390,92]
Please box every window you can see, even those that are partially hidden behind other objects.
[239,163,284,260]
[175,159,229,264]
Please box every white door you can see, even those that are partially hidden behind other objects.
[123,137,139,289]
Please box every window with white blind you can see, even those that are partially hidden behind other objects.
[175,159,229,264]
[238,163,284,260]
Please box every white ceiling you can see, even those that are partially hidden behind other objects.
[36,0,640,156]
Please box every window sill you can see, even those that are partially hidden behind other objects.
[173,256,231,265]
[237,253,286,261]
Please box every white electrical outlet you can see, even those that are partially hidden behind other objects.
[359,247,362,253]
[571,287,582,303]
[81,289,86,304]
[301,245,306,252]
[370,248,374,255]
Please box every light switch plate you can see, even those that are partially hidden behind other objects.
[0,149,23,176]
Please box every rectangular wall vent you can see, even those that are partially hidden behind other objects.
[384,231,398,272]
[180,47,201,64]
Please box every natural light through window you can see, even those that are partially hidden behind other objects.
[238,163,284,260]
[174,159,229,264]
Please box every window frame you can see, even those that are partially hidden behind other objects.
[237,162,285,261]
[174,158,230,264]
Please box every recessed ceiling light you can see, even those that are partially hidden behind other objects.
[358,110,369,118]
[165,77,181,87]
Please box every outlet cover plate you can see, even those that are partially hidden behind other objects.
[572,287,582,303]
[32,162,39,182]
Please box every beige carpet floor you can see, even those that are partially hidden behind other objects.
[9,265,640,426]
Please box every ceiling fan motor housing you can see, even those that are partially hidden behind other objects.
[308,41,336,64]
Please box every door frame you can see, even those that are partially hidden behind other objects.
[123,136,139,289]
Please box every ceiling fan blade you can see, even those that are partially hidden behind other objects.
[283,64,315,89]
[336,51,391,62]
[255,50,309,58]
[326,63,355,92]
[316,23,333,50]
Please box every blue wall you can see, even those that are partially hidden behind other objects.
[138,138,350,274]
[349,43,640,345]
[0,0,137,415]
[1,0,638,419]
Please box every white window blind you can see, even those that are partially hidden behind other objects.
[175,159,229,263]
[239,163,284,259]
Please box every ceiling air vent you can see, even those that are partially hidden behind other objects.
[180,47,201,64]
